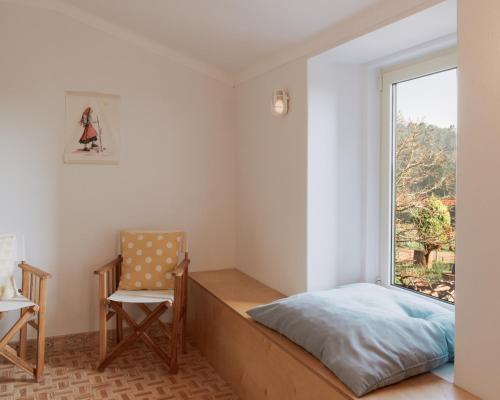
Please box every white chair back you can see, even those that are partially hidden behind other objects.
[0,234,19,300]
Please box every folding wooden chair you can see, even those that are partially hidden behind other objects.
[0,262,51,382]
[94,230,189,373]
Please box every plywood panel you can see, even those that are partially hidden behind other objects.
[188,276,350,400]
[188,269,477,400]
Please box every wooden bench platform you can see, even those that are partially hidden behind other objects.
[187,269,477,400]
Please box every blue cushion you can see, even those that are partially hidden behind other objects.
[247,283,454,396]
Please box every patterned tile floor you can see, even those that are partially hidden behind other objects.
[0,333,238,400]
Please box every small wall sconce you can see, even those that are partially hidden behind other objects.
[271,89,289,117]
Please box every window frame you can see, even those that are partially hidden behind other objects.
[379,50,457,309]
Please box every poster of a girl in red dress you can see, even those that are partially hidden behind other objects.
[64,91,120,164]
[79,107,99,151]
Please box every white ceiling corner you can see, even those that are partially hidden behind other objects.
[21,0,386,84]
[3,0,236,85]
[235,0,448,84]
[3,0,451,85]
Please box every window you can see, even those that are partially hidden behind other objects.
[381,52,457,304]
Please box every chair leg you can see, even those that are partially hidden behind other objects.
[180,315,187,354]
[0,307,37,378]
[35,278,48,382]
[19,268,30,359]
[169,331,179,374]
[169,302,182,374]
[99,276,108,363]
[115,302,123,344]
[181,264,188,354]
[99,302,107,363]
[18,310,28,359]
[99,303,167,371]
[35,316,46,382]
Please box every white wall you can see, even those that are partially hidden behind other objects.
[307,61,366,291]
[454,1,500,398]
[0,2,236,336]
[236,59,308,296]
[361,67,382,283]
[332,64,365,286]
[237,56,373,295]
[307,61,337,291]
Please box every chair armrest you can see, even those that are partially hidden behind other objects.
[94,257,120,275]
[95,257,122,300]
[18,262,51,279]
[18,262,50,308]
[172,256,190,277]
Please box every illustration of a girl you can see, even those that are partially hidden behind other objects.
[79,107,99,151]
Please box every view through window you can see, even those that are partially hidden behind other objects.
[392,68,457,304]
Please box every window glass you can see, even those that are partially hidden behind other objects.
[392,68,457,304]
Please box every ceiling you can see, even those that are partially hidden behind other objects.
[315,0,456,65]
[62,0,380,75]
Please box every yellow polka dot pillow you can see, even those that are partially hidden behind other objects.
[119,231,182,290]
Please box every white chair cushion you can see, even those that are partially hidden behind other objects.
[108,289,174,304]
[0,295,35,312]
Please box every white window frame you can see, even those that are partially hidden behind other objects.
[379,50,457,309]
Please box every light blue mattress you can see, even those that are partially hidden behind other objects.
[247,283,454,396]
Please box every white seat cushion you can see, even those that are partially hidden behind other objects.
[0,296,35,312]
[108,289,174,304]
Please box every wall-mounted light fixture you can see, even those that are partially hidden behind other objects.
[271,89,289,117]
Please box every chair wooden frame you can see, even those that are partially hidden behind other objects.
[0,262,51,382]
[94,252,189,373]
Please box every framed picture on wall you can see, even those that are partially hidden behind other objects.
[64,91,120,164]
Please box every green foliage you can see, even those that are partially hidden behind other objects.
[395,262,453,286]
[412,196,453,252]
[399,241,423,250]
